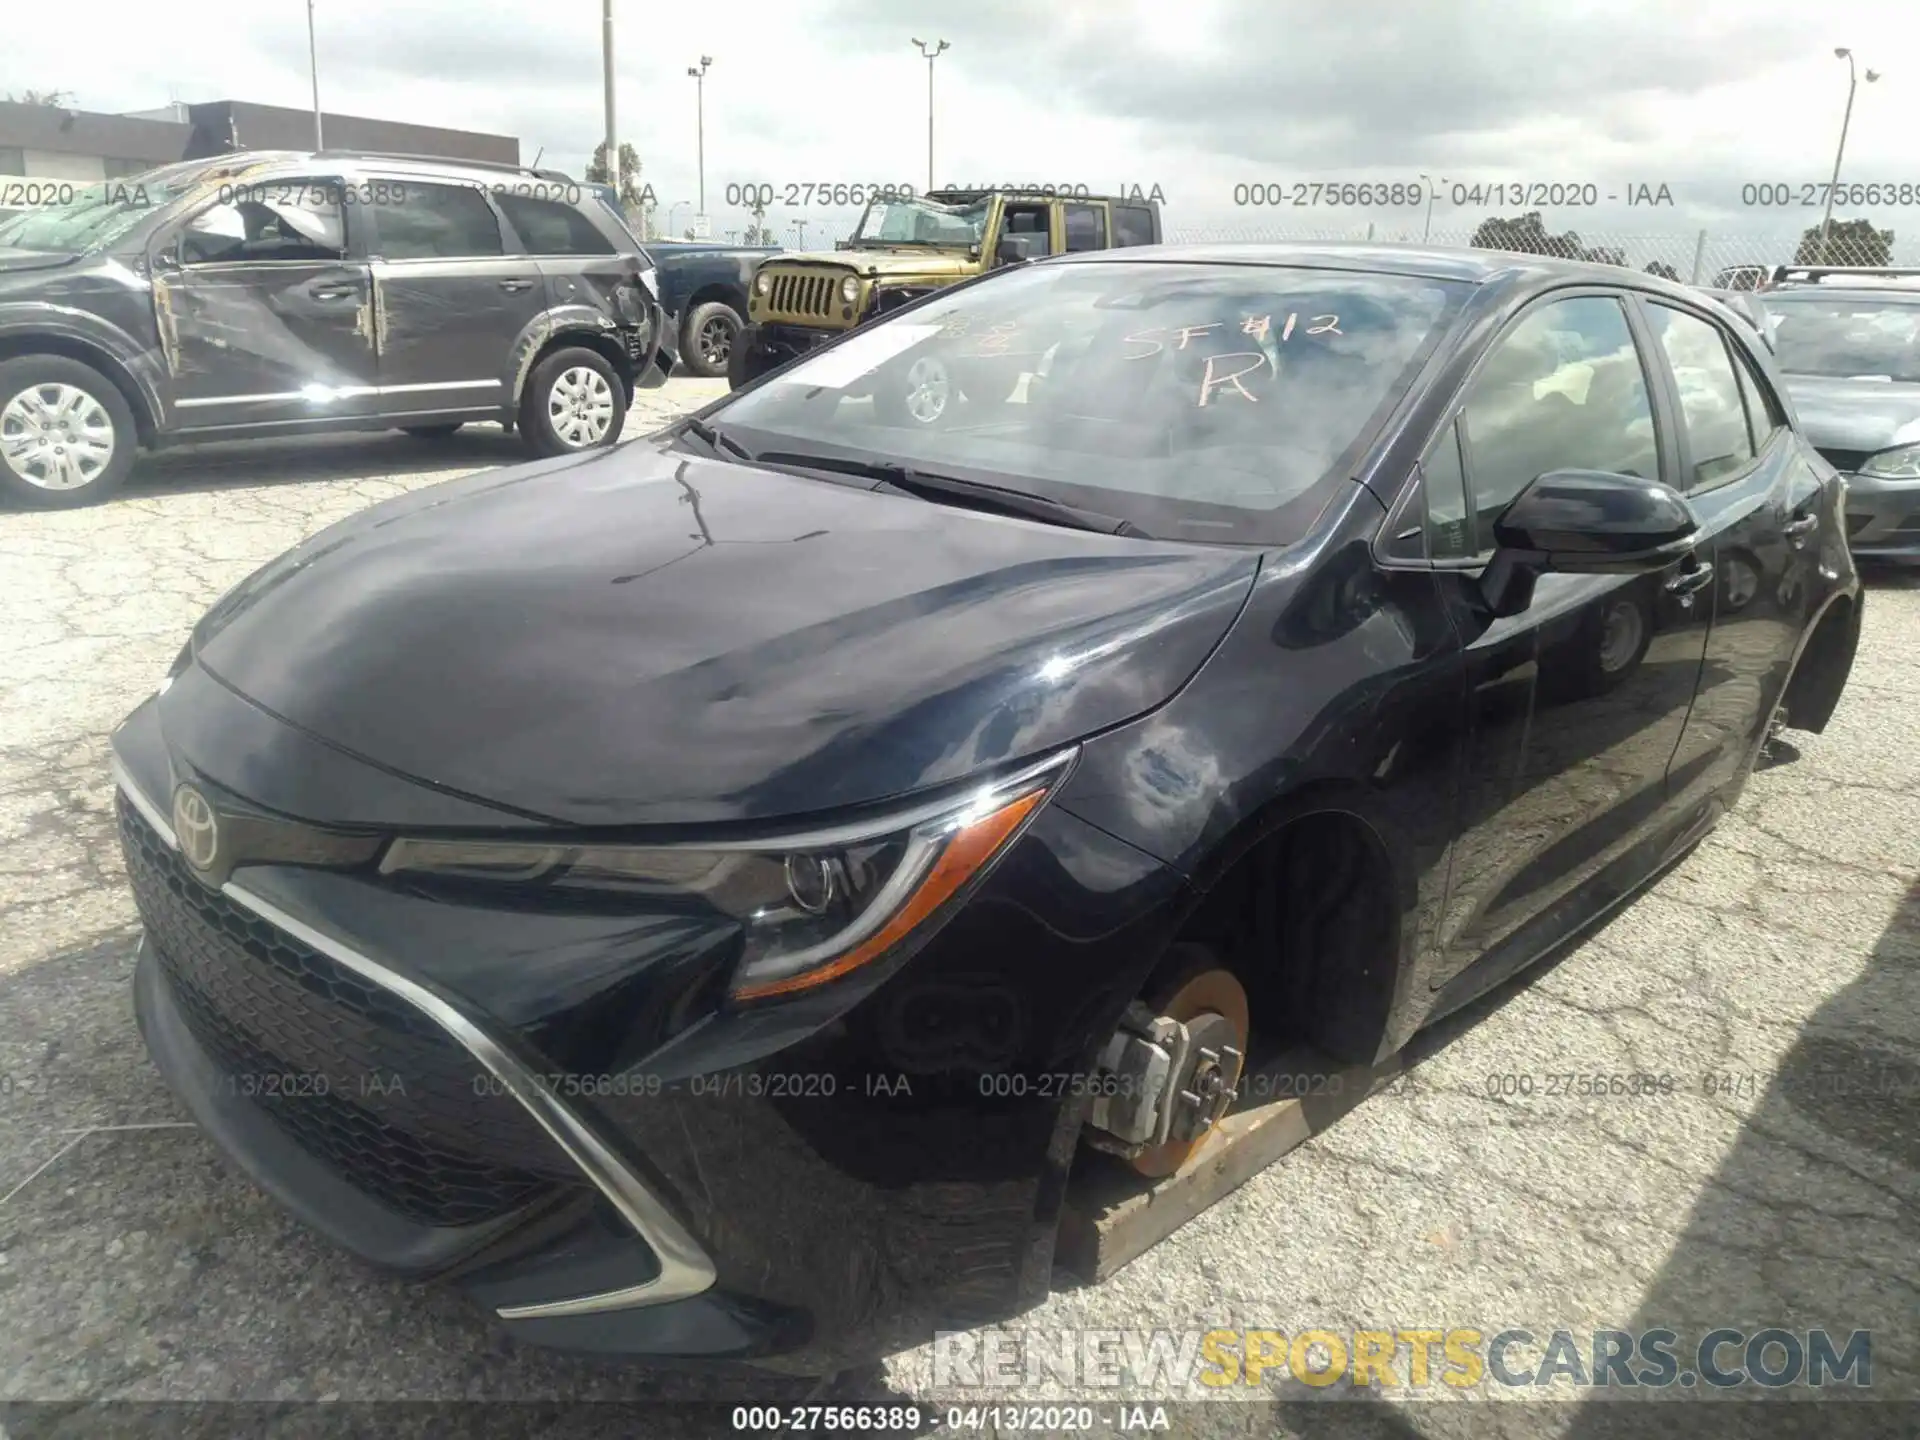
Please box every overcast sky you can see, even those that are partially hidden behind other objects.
[7,0,1920,261]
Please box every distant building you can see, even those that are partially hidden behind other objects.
[0,97,519,187]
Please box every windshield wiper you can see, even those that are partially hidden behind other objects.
[678,416,754,462]
[750,450,1152,538]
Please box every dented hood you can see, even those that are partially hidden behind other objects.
[188,442,1257,828]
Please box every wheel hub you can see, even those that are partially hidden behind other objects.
[1,381,115,490]
[1086,964,1249,1178]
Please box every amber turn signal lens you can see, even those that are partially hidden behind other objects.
[729,786,1047,1001]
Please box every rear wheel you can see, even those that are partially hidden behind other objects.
[519,348,626,457]
[682,301,743,378]
[0,355,137,508]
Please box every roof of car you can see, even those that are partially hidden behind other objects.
[1761,283,1920,303]
[178,149,584,191]
[1059,240,1707,294]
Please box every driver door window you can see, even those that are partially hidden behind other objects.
[1643,303,1756,491]
[180,183,348,265]
[1458,295,1659,553]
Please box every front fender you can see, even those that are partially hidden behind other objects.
[0,300,167,430]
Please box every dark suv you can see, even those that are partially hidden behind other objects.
[0,150,671,507]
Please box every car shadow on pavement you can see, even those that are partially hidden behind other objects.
[116,426,537,499]
[0,925,848,1418]
[1547,874,1920,1440]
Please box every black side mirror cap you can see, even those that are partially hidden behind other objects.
[1480,469,1701,617]
[1495,469,1699,572]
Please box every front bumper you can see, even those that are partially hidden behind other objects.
[741,321,846,362]
[112,682,1186,1367]
[628,298,676,388]
[1840,472,1920,559]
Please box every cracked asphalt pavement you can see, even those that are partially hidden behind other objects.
[1,376,1915,1438]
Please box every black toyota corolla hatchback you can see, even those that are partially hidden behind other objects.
[113,244,1861,1372]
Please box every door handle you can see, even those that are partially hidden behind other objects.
[308,283,357,301]
[499,278,537,292]
[1664,560,1715,596]
[1784,514,1819,547]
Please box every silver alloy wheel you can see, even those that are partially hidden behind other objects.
[1598,598,1646,674]
[547,366,617,448]
[904,356,951,424]
[0,381,117,490]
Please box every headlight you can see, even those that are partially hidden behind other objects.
[753,272,772,296]
[1860,442,1920,480]
[840,274,861,304]
[377,750,1072,1001]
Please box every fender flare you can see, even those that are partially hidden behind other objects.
[0,305,167,436]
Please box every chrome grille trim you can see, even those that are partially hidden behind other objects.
[113,757,717,1315]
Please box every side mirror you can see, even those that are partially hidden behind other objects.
[1481,469,1700,617]
[994,234,1035,266]
[151,244,182,272]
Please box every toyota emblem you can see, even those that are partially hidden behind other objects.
[172,784,220,874]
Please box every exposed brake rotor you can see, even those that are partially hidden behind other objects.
[1085,955,1250,1179]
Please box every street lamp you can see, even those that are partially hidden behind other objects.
[912,37,949,192]
[668,200,691,236]
[306,0,324,148]
[687,56,712,220]
[1818,48,1881,264]
[1418,173,1443,243]
[601,1,617,202]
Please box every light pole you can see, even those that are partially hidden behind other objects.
[306,0,324,148]
[687,56,712,220]
[1819,48,1880,264]
[668,201,691,236]
[1419,173,1442,242]
[912,37,949,192]
[792,217,809,248]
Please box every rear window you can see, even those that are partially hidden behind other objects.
[1112,205,1157,247]
[1762,295,1920,382]
[495,193,616,255]
[716,261,1469,545]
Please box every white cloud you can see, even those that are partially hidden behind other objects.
[4,0,1917,256]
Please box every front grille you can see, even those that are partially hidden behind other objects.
[766,269,839,322]
[118,795,579,1228]
[1817,448,1872,474]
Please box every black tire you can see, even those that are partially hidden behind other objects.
[518,347,627,458]
[681,301,743,378]
[400,423,464,439]
[0,354,138,508]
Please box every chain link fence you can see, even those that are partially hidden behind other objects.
[1164,223,1914,285]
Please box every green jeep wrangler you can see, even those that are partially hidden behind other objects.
[727,188,1162,397]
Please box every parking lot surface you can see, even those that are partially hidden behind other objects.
[1,375,1914,1436]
